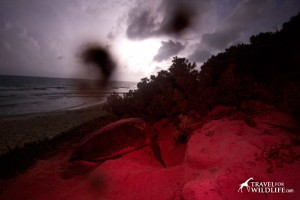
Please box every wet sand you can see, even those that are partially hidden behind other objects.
[0,104,106,156]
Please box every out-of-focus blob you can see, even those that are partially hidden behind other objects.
[74,44,116,104]
[80,44,115,81]
[168,9,192,33]
[161,1,197,36]
[126,0,207,39]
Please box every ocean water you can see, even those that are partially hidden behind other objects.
[0,75,136,117]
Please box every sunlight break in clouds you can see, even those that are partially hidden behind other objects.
[114,38,161,79]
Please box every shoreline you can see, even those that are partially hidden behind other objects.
[0,102,117,179]
[0,103,107,156]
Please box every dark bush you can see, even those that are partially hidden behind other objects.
[105,13,300,121]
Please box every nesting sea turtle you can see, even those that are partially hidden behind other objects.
[69,118,165,167]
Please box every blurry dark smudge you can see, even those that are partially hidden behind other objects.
[80,44,116,81]
[160,1,197,36]
[166,9,192,33]
[126,0,203,39]
[75,43,117,100]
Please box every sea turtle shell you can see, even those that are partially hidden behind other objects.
[70,118,147,162]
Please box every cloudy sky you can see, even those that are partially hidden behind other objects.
[0,0,299,81]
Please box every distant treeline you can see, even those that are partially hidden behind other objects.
[104,12,300,121]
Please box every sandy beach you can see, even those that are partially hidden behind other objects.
[0,104,107,156]
[0,106,299,200]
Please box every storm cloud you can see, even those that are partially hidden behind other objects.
[126,0,211,39]
[0,0,130,78]
[0,0,300,81]
[188,0,300,63]
[153,40,185,62]
[126,7,158,40]
[125,0,300,67]
[202,0,270,50]
[188,49,212,63]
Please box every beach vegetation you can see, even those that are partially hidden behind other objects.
[105,57,201,119]
[105,12,300,123]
